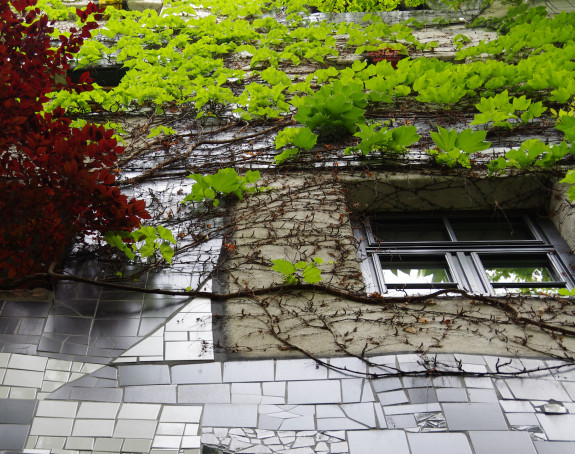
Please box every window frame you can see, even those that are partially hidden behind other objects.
[355,212,575,296]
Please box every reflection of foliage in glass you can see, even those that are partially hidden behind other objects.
[485,266,553,284]
[383,266,451,284]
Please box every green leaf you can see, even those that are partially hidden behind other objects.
[302,265,322,283]
[430,126,457,152]
[391,125,420,149]
[560,169,575,184]
[295,261,307,269]
[274,148,300,165]
[157,225,176,243]
[159,243,175,263]
[147,125,177,138]
[271,259,296,276]
[455,129,491,153]
[292,128,318,150]
[139,243,155,258]
[512,95,531,111]
[556,116,575,142]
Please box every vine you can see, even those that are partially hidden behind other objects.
[4,0,574,365]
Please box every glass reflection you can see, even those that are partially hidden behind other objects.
[371,218,449,243]
[381,257,453,285]
[450,217,533,241]
[483,259,555,284]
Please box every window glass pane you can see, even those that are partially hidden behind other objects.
[380,257,453,285]
[481,256,557,284]
[450,217,534,241]
[371,218,450,242]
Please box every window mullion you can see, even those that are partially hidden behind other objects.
[467,252,493,295]
[443,217,458,241]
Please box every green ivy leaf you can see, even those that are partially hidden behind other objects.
[302,265,322,283]
[391,125,420,149]
[455,129,491,153]
[430,126,457,152]
[159,243,175,263]
[271,259,296,276]
[157,225,176,243]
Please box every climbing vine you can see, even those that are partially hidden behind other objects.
[2,0,575,364]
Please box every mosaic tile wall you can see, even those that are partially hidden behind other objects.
[2,345,575,453]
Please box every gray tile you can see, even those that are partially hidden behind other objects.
[436,388,468,402]
[561,381,575,400]
[500,400,534,412]
[536,414,575,441]
[534,441,575,454]
[65,437,95,450]
[202,403,258,427]
[37,436,66,449]
[0,398,36,423]
[223,360,274,382]
[30,417,74,436]
[317,417,363,430]
[408,388,438,404]
[505,379,570,401]
[122,438,153,452]
[91,318,140,337]
[372,377,402,393]
[77,402,121,419]
[342,402,377,427]
[45,315,93,336]
[287,380,341,404]
[470,431,537,454]
[113,419,157,438]
[443,403,508,430]
[348,430,409,454]
[18,318,45,335]
[258,413,283,430]
[468,388,499,402]
[178,384,231,403]
[383,403,441,415]
[157,422,185,435]
[432,376,462,388]
[275,358,328,381]
[119,365,171,386]
[172,363,222,384]
[464,377,494,389]
[386,414,417,429]
[72,419,115,437]
[281,414,316,430]
[342,378,364,403]
[3,369,44,388]
[69,386,123,402]
[0,423,29,450]
[118,403,162,420]
[506,412,540,426]
[94,437,124,452]
[378,390,409,405]
[495,380,514,399]
[124,385,177,403]
[2,301,50,317]
[407,433,473,454]
[160,405,203,423]
[403,377,433,388]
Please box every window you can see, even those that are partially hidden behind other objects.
[356,212,575,296]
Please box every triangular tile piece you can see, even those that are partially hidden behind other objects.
[114,297,213,363]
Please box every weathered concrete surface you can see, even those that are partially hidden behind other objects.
[215,171,575,361]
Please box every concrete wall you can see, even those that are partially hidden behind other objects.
[214,171,575,361]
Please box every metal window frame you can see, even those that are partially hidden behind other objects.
[355,212,575,296]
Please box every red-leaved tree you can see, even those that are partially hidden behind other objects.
[0,0,150,283]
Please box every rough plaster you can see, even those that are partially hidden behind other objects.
[216,171,575,361]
